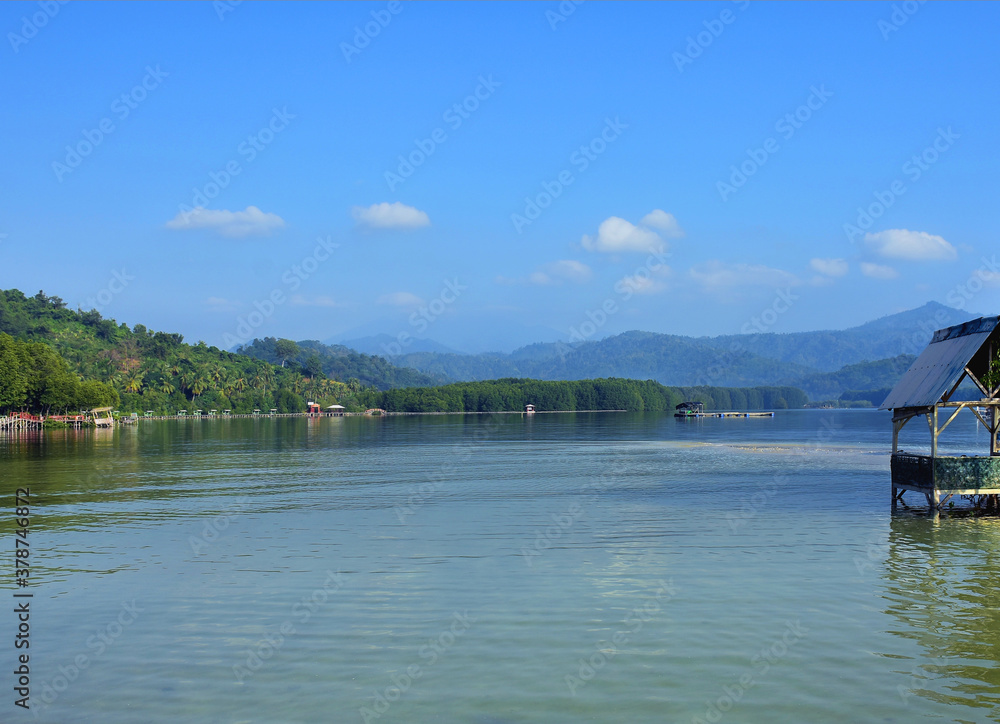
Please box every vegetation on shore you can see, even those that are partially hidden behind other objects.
[0,288,809,417]
[351,378,807,413]
[0,290,383,414]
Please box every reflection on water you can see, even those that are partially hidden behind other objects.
[4,410,1000,723]
[883,514,1000,718]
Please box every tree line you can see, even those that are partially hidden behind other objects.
[352,378,807,413]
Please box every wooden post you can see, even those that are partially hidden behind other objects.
[992,405,999,456]
[931,406,938,458]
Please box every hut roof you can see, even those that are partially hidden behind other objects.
[880,315,1000,410]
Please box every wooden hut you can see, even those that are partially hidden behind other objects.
[90,407,114,428]
[306,402,321,416]
[674,401,705,418]
[881,315,1000,508]
[525,404,535,414]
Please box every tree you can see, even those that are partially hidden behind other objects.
[274,339,300,368]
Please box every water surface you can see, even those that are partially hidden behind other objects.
[3,410,1000,723]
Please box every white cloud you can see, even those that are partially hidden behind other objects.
[352,202,430,229]
[545,259,592,283]
[290,294,343,308]
[639,210,685,238]
[810,258,848,277]
[688,261,799,290]
[860,262,898,279]
[582,216,665,253]
[165,206,285,238]
[977,270,1000,288]
[497,259,592,286]
[376,291,424,307]
[864,229,956,260]
[618,273,667,295]
[205,296,239,312]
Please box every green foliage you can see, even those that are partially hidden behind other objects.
[983,350,1000,392]
[239,337,444,390]
[0,289,359,415]
[0,332,119,413]
[355,378,805,413]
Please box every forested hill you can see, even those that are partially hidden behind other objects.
[354,378,808,413]
[384,303,970,399]
[0,288,435,415]
[236,337,444,390]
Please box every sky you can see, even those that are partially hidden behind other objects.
[2,1,999,354]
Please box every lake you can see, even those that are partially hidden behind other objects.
[3,409,1000,723]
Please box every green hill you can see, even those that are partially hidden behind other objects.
[0,289,433,415]
[236,338,444,390]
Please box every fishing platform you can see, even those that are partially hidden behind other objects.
[674,401,774,419]
[881,315,1000,509]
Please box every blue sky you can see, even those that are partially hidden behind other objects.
[2,1,999,353]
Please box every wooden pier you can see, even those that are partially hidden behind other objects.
[0,412,43,432]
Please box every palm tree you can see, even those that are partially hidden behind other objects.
[234,377,247,394]
[191,376,209,400]
[159,379,174,395]
[347,378,362,394]
[124,371,144,393]
[259,366,275,395]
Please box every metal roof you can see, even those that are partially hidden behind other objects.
[880,315,1000,410]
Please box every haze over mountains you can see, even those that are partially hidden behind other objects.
[324,302,978,401]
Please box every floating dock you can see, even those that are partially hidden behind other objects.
[674,411,775,419]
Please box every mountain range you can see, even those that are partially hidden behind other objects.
[324,302,978,402]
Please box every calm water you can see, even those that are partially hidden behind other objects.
[3,410,1000,723]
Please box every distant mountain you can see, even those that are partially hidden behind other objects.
[392,331,814,387]
[705,302,977,371]
[338,334,460,357]
[370,302,980,400]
